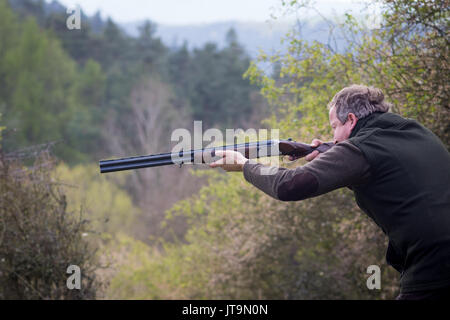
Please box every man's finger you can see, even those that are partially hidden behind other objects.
[209,156,225,168]
[311,139,323,147]
[214,150,225,157]
[305,150,319,162]
[209,149,229,166]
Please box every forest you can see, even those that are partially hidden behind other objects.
[0,0,448,299]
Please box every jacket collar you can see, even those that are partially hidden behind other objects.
[349,111,385,139]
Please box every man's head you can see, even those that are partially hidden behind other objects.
[328,85,391,143]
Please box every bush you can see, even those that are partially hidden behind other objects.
[0,148,101,299]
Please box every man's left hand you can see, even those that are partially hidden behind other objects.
[208,150,248,172]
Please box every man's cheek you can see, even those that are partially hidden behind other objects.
[334,129,340,140]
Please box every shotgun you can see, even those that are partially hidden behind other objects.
[99,139,334,173]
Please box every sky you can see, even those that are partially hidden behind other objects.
[55,0,372,25]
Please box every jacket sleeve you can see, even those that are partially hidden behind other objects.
[242,140,371,201]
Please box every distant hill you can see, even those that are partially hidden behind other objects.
[9,0,349,58]
[120,18,347,58]
[121,20,291,57]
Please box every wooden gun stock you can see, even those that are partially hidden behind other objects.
[278,140,335,158]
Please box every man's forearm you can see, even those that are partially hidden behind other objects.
[242,141,372,201]
[242,160,319,201]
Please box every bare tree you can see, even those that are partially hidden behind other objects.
[105,77,205,241]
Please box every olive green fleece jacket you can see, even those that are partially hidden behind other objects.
[243,111,450,293]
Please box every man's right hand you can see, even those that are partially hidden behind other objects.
[288,139,324,162]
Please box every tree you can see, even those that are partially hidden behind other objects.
[2,17,79,156]
[100,18,130,69]
[187,31,260,128]
[0,1,111,163]
[136,21,168,76]
[363,0,449,145]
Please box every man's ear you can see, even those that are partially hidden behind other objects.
[348,113,358,130]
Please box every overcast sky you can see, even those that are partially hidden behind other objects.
[54,0,372,25]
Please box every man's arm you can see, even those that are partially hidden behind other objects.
[242,141,371,201]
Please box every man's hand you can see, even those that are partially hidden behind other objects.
[209,150,248,172]
[288,139,324,162]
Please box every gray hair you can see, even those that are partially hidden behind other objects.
[328,85,391,124]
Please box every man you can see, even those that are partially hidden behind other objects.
[209,84,450,300]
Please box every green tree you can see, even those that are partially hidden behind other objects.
[0,0,20,109]
[187,30,259,128]
[0,1,109,163]
[3,17,78,153]
[363,0,449,145]
[168,42,194,111]
[136,20,168,76]
[100,18,130,69]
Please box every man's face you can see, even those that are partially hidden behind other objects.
[329,106,357,144]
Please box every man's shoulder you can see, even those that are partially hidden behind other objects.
[300,140,372,193]
[304,140,370,174]
[329,140,364,156]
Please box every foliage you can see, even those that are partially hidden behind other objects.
[0,0,105,163]
[53,163,141,237]
[0,149,102,299]
[108,170,398,299]
[368,0,449,145]
[0,113,4,142]
[180,30,260,128]
[2,0,263,165]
